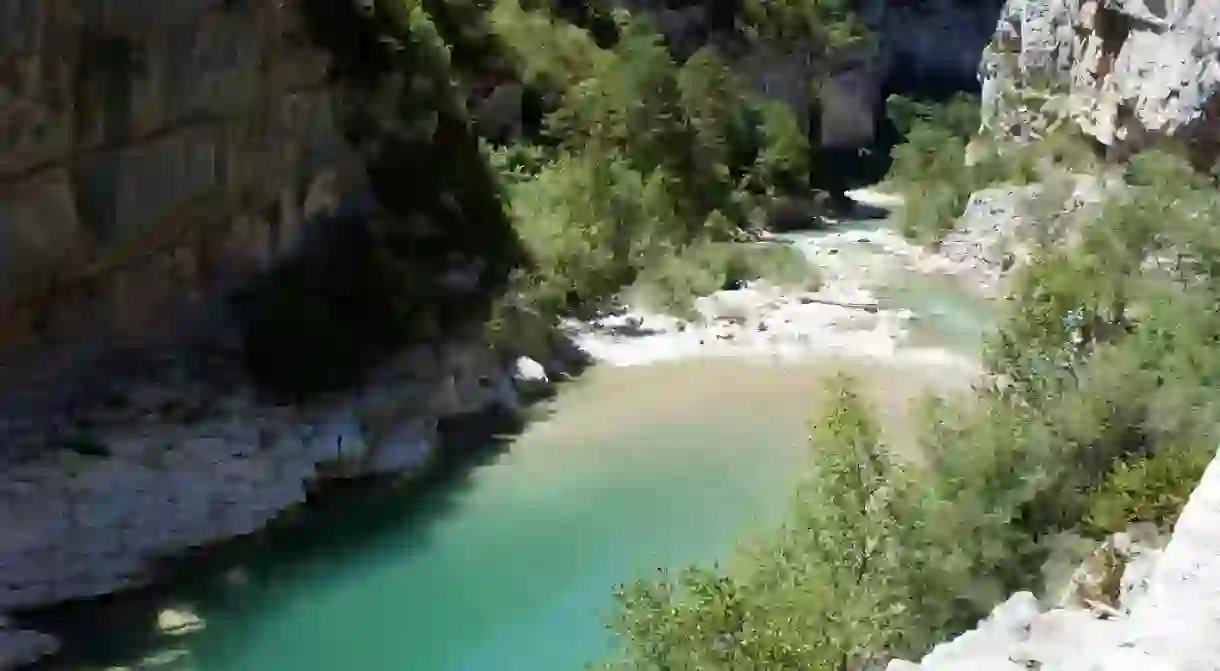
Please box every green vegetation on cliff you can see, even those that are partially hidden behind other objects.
[269,0,867,386]
[884,92,1101,243]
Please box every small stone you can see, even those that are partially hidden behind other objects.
[156,608,205,636]
[221,567,250,589]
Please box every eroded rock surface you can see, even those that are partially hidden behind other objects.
[0,327,570,670]
[982,0,1220,154]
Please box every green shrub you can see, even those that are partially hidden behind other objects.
[886,92,979,139]
[631,240,816,316]
[897,181,973,243]
[885,97,1101,245]
[748,100,810,196]
[506,150,672,315]
[1085,442,1215,535]
[606,377,937,670]
[485,141,554,185]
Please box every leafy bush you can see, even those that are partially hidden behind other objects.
[885,95,1099,244]
[606,378,941,670]
[507,151,678,315]
[748,101,811,197]
[485,140,554,185]
[493,10,830,317]
[1085,442,1215,535]
[886,92,979,139]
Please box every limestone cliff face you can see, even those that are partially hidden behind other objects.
[0,6,555,652]
[0,0,368,414]
[980,0,1220,155]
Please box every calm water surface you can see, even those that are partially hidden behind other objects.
[193,361,823,671]
[57,360,917,671]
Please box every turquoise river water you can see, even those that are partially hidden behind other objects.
[33,220,993,671]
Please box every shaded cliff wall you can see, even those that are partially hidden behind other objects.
[0,0,375,343]
[0,0,529,434]
[0,0,375,412]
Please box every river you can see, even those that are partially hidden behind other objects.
[31,212,993,671]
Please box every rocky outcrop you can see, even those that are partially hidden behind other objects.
[895,174,1118,299]
[922,174,1120,295]
[888,446,1220,670]
[981,0,1220,155]
[0,1,547,666]
[0,330,575,666]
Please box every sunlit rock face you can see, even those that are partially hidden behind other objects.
[981,0,1220,155]
[889,446,1220,670]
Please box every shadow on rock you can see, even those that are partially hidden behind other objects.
[16,398,562,669]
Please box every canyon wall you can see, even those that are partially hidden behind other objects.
[0,0,371,429]
[981,0,1220,156]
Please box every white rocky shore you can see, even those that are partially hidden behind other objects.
[561,277,978,375]
[0,338,540,668]
[561,188,986,375]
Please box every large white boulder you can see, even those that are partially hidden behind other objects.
[511,356,550,396]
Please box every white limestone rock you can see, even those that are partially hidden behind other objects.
[892,447,1220,670]
[919,591,1040,667]
[156,607,205,636]
[984,0,1220,151]
[511,356,550,396]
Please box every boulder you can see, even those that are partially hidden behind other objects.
[156,607,205,636]
[511,356,550,397]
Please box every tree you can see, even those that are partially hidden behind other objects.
[607,377,930,670]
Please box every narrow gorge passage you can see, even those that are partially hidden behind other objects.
[37,207,991,671]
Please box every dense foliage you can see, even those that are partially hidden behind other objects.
[256,0,870,391]
[605,127,1220,666]
[884,93,1100,243]
[482,0,845,318]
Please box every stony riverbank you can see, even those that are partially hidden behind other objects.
[0,332,579,668]
[561,277,978,374]
[561,189,987,375]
